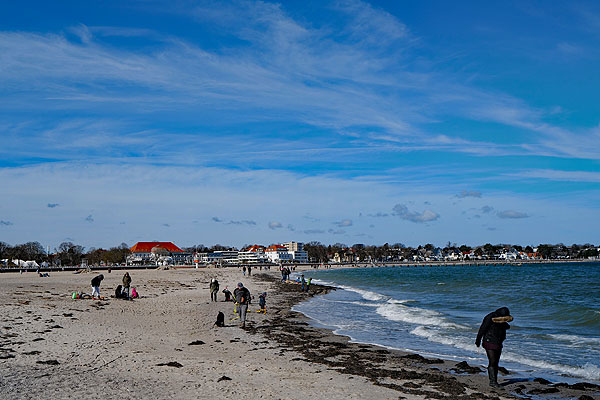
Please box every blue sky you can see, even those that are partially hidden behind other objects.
[1,0,599,250]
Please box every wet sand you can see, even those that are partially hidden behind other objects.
[0,267,598,400]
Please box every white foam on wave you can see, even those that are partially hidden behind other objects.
[411,327,600,381]
[337,285,387,301]
[322,299,380,308]
[377,303,467,329]
[548,334,600,346]
[310,278,336,286]
[502,351,600,381]
[387,298,415,304]
[411,326,477,352]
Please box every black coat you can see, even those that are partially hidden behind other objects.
[234,287,251,305]
[476,307,511,347]
[91,275,103,287]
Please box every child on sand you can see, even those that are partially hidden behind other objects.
[257,292,267,313]
[222,286,232,302]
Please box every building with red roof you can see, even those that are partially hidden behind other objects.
[128,242,189,265]
[238,244,267,264]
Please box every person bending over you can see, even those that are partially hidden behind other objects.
[476,307,513,388]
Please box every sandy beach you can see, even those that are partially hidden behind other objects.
[1,266,598,400]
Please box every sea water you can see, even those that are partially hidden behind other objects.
[293,263,600,383]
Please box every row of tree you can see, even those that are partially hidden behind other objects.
[177,241,600,263]
[0,241,131,267]
[302,241,599,263]
[1,241,598,267]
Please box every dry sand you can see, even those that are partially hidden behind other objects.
[1,267,598,400]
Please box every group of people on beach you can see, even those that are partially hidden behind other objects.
[81,266,511,390]
[209,277,267,328]
[87,272,137,300]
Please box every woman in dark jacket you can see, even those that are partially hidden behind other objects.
[476,307,513,388]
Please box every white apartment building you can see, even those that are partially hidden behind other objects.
[265,244,293,263]
[195,250,239,264]
[237,245,267,264]
[282,241,308,263]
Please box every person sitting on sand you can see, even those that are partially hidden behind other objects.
[122,272,132,299]
[91,274,104,300]
[222,286,232,302]
[476,307,513,388]
[233,282,251,328]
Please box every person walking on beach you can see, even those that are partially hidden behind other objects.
[247,265,252,276]
[300,274,306,292]
[91,274,104,300]
[242,265,247,276]
[306,277,312,292]
[122,272,131,299]
[476,307,513,388]
[233,282,251,328]
[210,278,219,302]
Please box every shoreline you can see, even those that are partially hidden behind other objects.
[251,271,600,400]
[0,267,598,399]
[2,258,599,274]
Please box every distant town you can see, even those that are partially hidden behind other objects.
[1,240,599,269]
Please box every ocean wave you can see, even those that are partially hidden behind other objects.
[377,303,467,329]
[313,279,417,305]
[411,326,477,352]
[411,327,600,381]
[337,285,387,301]
[322,299,380,308]
[501,351,600,381]
[387,298,416,304]
[548,334,600,346]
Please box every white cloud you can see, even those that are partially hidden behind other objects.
[392,204,439,223]
[513,169,600,183]
[268,221,283,230]
[0,2,594,162]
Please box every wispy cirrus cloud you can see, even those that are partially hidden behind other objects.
[512,169,600,183]
[212,217,257,226]
[0,0,594,166]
